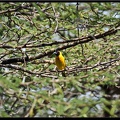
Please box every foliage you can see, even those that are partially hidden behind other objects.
[0,2,120,117]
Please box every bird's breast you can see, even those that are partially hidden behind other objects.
[55,56,66,70]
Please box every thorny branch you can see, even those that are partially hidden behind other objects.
[0,3,33,15]
[0,56,119,78]
[1,25,119,64]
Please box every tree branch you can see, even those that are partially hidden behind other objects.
[1,26,119,64]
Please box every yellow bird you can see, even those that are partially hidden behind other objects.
[54,51,66,71]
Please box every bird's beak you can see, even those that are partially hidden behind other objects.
[49,51,57,57]
[53,51,57,55]
[48,51,57,58]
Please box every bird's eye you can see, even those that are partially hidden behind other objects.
[57,51,60,55]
